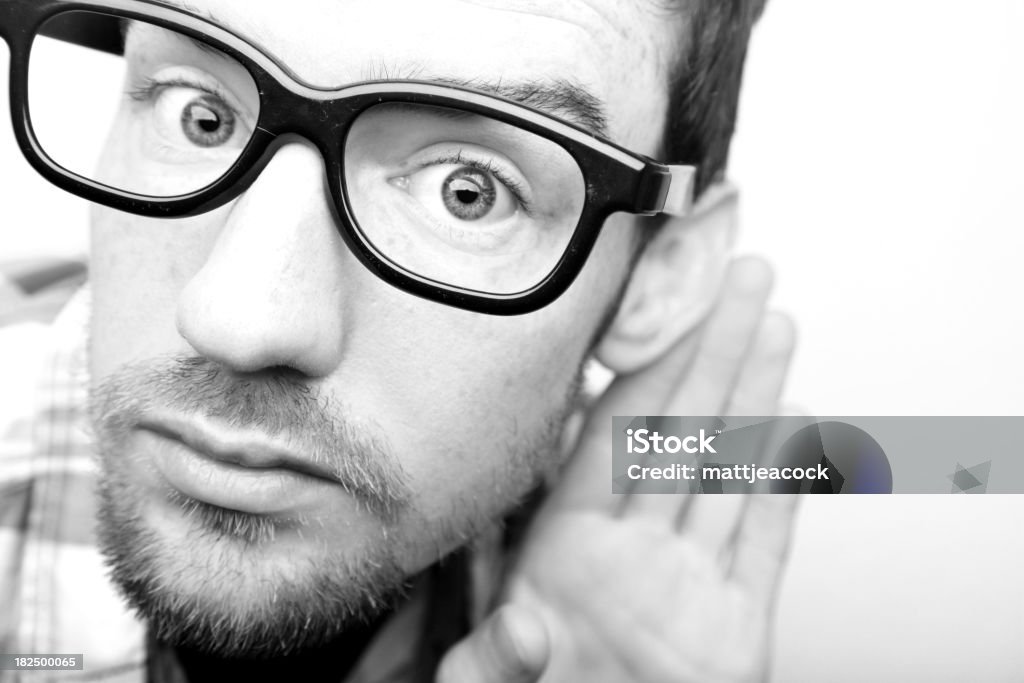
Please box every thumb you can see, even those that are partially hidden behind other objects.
[436,604,550,683]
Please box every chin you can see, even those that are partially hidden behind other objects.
[95,466,412,657]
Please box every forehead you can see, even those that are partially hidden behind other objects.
[161,0,681,153]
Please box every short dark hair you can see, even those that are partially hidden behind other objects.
[664,0,768,198]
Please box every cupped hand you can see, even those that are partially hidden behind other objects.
[438,256,799,683]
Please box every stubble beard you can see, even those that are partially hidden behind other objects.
[90,355,581,658]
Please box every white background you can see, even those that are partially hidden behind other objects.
[732,0,1024,416]
[2,1,1023,680]
[729,2,1024,680]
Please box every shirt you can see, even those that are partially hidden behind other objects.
[0,260,498,682]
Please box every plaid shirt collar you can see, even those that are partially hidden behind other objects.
[0,271,482,682]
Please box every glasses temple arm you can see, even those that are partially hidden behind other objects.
[660,165,696,217]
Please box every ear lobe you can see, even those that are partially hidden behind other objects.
[594,183,740,374]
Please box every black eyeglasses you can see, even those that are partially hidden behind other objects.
[0,0,696,315]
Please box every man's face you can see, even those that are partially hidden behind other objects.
[88,0,679,655]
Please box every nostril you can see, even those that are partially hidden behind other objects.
[254,365,316,385]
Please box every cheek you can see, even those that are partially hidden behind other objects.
[88,206,224,379]
[336,219,636,512]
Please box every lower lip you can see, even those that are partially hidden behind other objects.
[143,430,337,514]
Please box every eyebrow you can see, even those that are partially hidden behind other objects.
[427,77,610,138]
[145,3,611,137]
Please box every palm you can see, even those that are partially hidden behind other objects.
[505,258,798,683]
[437,259,799,683]
[508,508,772,683]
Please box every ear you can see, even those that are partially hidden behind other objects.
[594,182,739,374]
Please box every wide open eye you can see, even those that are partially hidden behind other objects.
[176,91,237,148]
[344,102,587,294]
[398,162,520,226]
[442,167,497,220]
[149,84,242,151]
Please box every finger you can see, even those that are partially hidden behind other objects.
[724,311,796,417]
[435,605,550,683]
[728,494,800,604]
[666,256,774,417]
[676,494,746,556]
[674,312,795,544]
[615,415,702,520]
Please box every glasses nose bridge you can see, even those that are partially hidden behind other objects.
[229,86,343,207]
[245,84,368,218]
[255,81,357,162]
[236,104,368,266]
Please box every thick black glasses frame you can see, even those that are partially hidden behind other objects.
[0,0,696,315]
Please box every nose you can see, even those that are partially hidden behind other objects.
[176,140,348,377]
